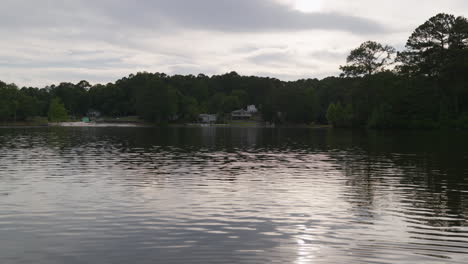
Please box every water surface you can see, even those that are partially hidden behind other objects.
[1,127,467,263]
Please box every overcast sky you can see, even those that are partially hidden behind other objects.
[1,0,467,87]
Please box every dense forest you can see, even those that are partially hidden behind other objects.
[1,13,467,128]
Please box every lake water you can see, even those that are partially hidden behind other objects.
[1,127,467,264]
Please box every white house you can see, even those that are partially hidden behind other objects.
[87,110,101,118]
[231,109,252,120]
[199,114,217,123]
[231,105,258,120]
[246,105,258,114]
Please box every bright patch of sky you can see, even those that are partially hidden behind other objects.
[293,0,323,12]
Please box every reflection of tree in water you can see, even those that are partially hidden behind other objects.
[320,130,468,261]
[2,127,467,224]
[325,129,468,229]
[2,127,468,262]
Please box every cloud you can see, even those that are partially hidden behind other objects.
[151,0,386,33]
[0,55,132,70]
[248,50,294,65]
[309,50,349,60]
[1,0,386,34]
[0,0,467,87]
[320,0,468,32]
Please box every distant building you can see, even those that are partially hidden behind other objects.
[199,114,217,124]
[170,114,179,121]
[87,110,101,118]
[231,109,252,120]
[231,105,258,120]
[246,105,258,114]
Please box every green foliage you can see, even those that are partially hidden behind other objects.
[135,76,178,124]
[231,89,248,106]
[50,82,89,117]
[0,84,18,121]
[48,98,68,122]
[327,103,353,128]
[367,104,394,129]
[326,103,337,126]
[222,95,241,113]
[16,94,38,121]
[456,114,468,129]
[0,83,40,122]
[179,96,200,121]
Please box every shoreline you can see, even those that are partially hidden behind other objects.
[1,121,331,129]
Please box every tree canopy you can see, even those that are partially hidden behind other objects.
[340,41,396,77]
[397,13,468,76]
[48,98,68,122]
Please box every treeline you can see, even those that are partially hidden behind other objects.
[0,13,467,128]
[327,13,468,129]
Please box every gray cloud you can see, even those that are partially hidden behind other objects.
[149,0,386,33]
[2,0,386,34]
[248,50,294,65]
[309,50,348,60]
[0,56,133,70]
[1,0,466,87]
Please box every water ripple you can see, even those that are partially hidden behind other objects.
[0,127,467,263]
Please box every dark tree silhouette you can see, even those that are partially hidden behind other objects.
[398,13,468,76]
[340,41,395,77]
